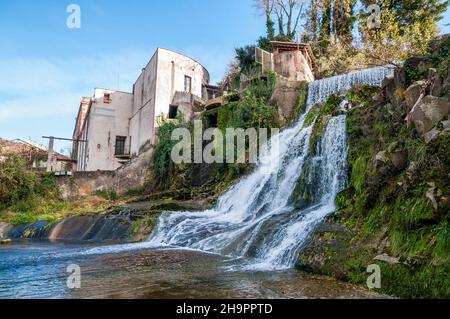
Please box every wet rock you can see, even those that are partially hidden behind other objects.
[407,96,450,135]
[0,222,12,239]
[0,239,12,245]
[8,221,51,240]
[296,215,351,281]
[373,254,400,265]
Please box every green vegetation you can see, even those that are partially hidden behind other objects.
[293,81,309,121]
[300,0,447,78]
[301,79,450,298]
[429,36,450,80]
[307,94,344,156]
[96,190,118,201]
[0,156,116,226]
[153,115,186,179]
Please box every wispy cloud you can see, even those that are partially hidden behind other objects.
[0,48,152,124]
[0,44,232,147]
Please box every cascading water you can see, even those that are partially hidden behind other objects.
[147,66,394,270]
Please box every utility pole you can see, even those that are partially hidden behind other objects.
[46,136,54,173]
[42,136,87,173]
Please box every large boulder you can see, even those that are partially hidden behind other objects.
[407,96,450,135]
[428,68,444,97]
[404,80,428,111]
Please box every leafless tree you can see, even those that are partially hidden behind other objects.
[254,0,306,40]
[253,0,275,16]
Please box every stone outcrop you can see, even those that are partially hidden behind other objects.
[407,96,450,135]
[270,75,303,123]
[404,80,427,111]
[3,208,159,244]
[295,35,450,298]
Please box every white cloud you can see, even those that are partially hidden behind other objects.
[0,46,232,128]
[0,48,153,124]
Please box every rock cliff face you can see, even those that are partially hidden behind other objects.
[0,222,12,240]
[296,35,450,298]
[3,210,148,243]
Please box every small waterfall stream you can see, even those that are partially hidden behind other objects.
[148,66,394,270]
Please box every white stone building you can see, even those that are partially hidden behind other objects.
[73,48,211,172]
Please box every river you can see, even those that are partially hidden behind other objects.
[0,242,385,299]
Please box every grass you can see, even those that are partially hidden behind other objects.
[350,157,367,196]
[0,195,114,226]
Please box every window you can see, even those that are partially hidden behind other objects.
[115,136,126,155]
[104,93,112,104]
[184,75,192,93]
[168,105,178,119]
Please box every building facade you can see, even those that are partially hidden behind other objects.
[73,48,210,172]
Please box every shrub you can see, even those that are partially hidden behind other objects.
[96,190,118,201]
[153,115,185,178]
[0,156,37,207]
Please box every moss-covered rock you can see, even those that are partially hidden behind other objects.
[296,48,450,297]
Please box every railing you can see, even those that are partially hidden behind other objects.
[202,86,224,101]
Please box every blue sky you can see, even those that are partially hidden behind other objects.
[0,0,449,150]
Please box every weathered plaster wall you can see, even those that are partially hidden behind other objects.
[273,51,315,82]
[155,49,209,126]
[78,89,133,171]
[130,53,157,156]
[75,48,210,172]
[115,144,154,194]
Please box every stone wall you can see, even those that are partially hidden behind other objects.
[56,171,116,200]
[56,145,154,199]
[115,145,154,194]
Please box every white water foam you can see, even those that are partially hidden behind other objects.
[33,67,392,268]
[147,67,392,270]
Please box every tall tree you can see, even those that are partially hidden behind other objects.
[318,0,332,50]
[254,0,306,41]
[305,0,320,43]
[333,0,354,43]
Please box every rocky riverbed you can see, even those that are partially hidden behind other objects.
[0,242,386,299]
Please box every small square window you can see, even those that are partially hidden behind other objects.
[104,93,112,104]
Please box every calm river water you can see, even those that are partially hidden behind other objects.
[0,242,383,299]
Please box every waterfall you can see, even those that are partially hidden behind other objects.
[148,66,394,270]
